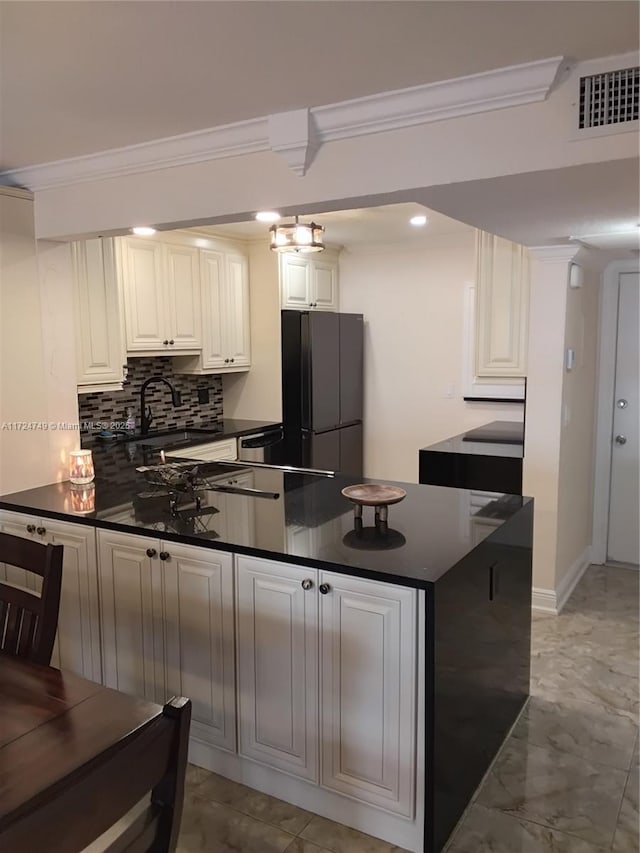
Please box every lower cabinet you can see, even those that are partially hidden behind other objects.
[236,555,417,817]
[97,530,236,751]
[0,511,101,682]
[236,557,319,781]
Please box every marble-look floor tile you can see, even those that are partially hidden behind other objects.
[300,816,409,853]
[190,770,313,835]
[177,792,294,853]
[283,839,334,853]
[185,763,208,789]
[512,695,638,770]
[612,768,639,853]
[447,804,606,853]
[563,566,639,623]
[632,733,639,767]
[531,652,639,722]
[477,738,627,848]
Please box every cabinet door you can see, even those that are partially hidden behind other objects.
[475,231,529,378]
[73,238,126,391]
[98,530,165,702]
[0,511,38,590]
[45,519,101,682]
[224,253,251,367]
[236,556,318,780]
[165,244,201,349]
[312,258,338,311]
[280,254,312,309]
[200,250,227,369]
[163,542,236,752]
[320,572,417,817]
[121,237,166,350]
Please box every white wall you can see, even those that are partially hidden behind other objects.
[556,263,601,583]
[222,242,282,421]
[339,232,524,483]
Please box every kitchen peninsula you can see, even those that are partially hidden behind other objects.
[0,444,532,853]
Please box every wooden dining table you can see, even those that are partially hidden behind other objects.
[0,653,163,849]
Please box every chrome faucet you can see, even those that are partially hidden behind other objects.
[139,376,183,435]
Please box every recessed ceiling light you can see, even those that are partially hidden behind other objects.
[255,211,281,223]
[409,215,428,227]
[132,226,157,236]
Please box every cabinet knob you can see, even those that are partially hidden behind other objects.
[36,526,46,536]
[159,551,170,561]
[224,358,230,364]
[146,548,157,558]
[169,340,174,345]
[319,583,331,595]
[301,578,314,591]
[230,358,235,363]
[26,524,36,533]
[163,340,169,346]
[615,434,627,446]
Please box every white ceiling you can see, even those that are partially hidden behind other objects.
[196,202,473,249]
[1,1,638,169]
[416,158,640,251]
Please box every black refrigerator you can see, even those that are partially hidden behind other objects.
[280,310,363,476]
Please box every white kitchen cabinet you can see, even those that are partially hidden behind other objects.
[475,230,530,378]
[119,237,201,354]
[98,529,166,702]
[0,512,101,682]
[320,571,417,817]
[174,248,250,375]
[98,530,237,749]
[236,556,319,781]
[163,542,236,752]
[72,238,126,393]
[279,249,339,311]
[235,555,417,813]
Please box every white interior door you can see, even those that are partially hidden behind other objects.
[608,272,639,565]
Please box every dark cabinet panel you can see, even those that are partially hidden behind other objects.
[339,314,363,425]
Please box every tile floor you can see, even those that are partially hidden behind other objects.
[179,565,639,853]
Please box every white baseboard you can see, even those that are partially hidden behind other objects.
[531,547,591,614]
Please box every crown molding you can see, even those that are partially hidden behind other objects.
[528,244,581,263]
[0,56,564,191]
[0,185,34,200]
[314,56,565,142]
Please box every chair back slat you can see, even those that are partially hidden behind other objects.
[17,610,37,657]
[4,605,22,655]
[0,532,63,665]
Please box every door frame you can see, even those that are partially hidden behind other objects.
[592,259,639,564]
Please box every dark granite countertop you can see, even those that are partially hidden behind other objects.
[0,439,531,588]
[420,421,524,459]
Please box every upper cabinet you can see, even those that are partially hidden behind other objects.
[72,238,127,393]
[474,231,530,379]
[173,246,251,375]
[119,237,201,354]
[280,249,339,311]
[71,232,252,389]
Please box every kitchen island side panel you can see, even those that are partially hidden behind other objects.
[429,499,533,852]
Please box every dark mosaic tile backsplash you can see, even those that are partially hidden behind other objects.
[78,356,223,433]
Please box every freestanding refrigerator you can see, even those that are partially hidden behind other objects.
[280,309,363,475]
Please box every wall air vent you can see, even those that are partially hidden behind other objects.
[579,66,639,130]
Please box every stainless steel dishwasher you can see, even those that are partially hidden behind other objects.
[237,429,284,463]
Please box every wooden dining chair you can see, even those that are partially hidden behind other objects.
[1,695,192,853]
[0,530,64,665]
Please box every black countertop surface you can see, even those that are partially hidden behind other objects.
[420,421,524,459]
[0,433,531,588]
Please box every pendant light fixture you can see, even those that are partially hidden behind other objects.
[269,216,325,253]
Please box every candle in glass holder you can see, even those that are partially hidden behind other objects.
[69,449,94,485]
[70,482,96,514]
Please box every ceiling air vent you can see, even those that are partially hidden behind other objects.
[579,66,639,129]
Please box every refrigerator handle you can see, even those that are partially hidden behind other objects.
[300,313,312,430]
